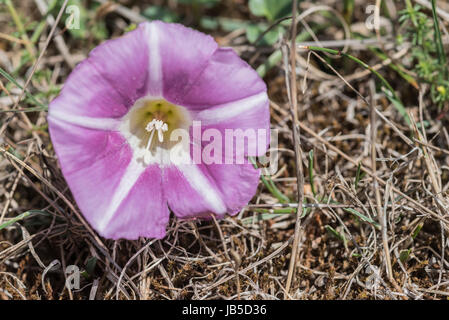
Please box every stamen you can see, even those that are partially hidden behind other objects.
[145,119,168,150]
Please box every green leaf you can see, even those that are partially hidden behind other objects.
[344,208,381,229]
[354,162,363,190]
[265,0,293,21]
[381,87,411,125]
[430,0,447,78]
[249,0,265,17]
[249,156,290,203]
[256,49,283,77]
[249,0,292,21]
[85,257,97,276]
[325,225,347,245]
[178,0,219,8]
[343,0,355,23]
[246,24,283,46]
[399,249,411,263]
[200,16,219,30]
[412,222,423,239]
[142,6,180,23]
[240,212,289,225]
[305,46,411,125]
[200,17,253,32]
[0,67,47,109]
[246,24,261,43]
[216,18,250,31]
[308,150,316,196]
[0,210,48,230]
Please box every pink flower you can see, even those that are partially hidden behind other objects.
[48,21,270,240]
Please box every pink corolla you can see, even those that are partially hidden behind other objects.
[48,21,270,240]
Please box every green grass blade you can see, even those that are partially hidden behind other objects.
[249,156,290,203]
[354,162,362,190]
[0,67,48,110]
[325,225,347,245]
[304,46,411,125]
[308,149,316,196]
[431,0,447,77]
[344,207,381,229]
[0,210,47,230]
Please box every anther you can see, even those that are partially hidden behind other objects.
[145,119,168,150]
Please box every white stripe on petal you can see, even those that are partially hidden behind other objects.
[144,22,163,96]
[176,164,227,214]
[97,158,146,232]
[195,92,267,125]
[48,110,120,131]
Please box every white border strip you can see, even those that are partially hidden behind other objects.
[97,158,146,232]
[196,92,267,125]
[177,163,227,214]
[48,110,120,131]
[144,22,163,96]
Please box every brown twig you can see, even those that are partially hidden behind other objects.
[284,0,305,299]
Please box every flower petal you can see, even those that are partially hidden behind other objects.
[149,21,218,103]
[179,47,267,110]
[163,163,227,219]
[48,60,128,122]
[195,91,270,159]
[49,119,169,240]
[87,24,150,106]
[204,163,261,215]
[48,25,150,127]
[48,120,132,229]
[103,164,169,240]
[164,162,260,219]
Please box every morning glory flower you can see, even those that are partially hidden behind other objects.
[48,21,270,240]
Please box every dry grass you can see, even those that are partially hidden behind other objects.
[1,0,449,300]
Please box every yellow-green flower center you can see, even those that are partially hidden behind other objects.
[124,99,190,152]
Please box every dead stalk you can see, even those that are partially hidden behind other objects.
[285,0,305,299]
